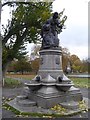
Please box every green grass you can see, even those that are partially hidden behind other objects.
[4,75,90,88]
[69,77,90,88]
[4,77,22,88]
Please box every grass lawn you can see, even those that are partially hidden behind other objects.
[70,77,89,88]
[4,77,22,88]
[5,74,90,88]
[4,74,36,87]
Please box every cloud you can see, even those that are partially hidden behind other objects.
[69,46,88,60]
[59,25,88,46]
[1,6,11,26]
[52,0,88,59]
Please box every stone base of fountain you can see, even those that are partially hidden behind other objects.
[7,48,84,113]
[7,97,89,117]
[18,79,82,109]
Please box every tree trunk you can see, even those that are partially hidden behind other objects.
[2,61,11,86]
[21,70,24,75]
[0,36,2,87]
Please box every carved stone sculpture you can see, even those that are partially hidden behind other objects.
[41,12,62,49]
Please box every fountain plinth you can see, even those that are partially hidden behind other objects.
[19,48,82,109]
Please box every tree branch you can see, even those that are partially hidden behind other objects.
[2,23,28,45]
[2,2,29,7]
[2,1,39,8]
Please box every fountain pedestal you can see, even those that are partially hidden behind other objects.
[38,48,63,79]
[21,48,83,109]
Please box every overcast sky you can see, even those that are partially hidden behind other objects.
[52,0,89,60]
[1,0,89,60]
[27,0,89,60]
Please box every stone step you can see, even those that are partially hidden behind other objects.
[16,95,28,101]
[83,97,90,109]
[59,101,79,110]
[17,99,36,107]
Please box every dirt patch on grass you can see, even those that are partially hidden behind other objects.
[6,74,36,80]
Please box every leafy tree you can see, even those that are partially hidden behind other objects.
[2,1,67,78]
[12,58,32,74]
[69,54,82,73]
[31,58,40,74]
[80,59,89,73]
[62,47,70,71]
[2,2,53,78]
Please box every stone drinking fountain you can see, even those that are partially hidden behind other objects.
[8,12,85,115]
[22,47,82,109]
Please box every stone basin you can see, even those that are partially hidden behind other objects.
[56,83,74,92]
[25,82,41,91]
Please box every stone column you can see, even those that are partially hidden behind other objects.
[38,49,63,79]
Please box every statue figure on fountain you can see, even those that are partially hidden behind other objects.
[41,12,63,49]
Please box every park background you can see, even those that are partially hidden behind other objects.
[1,0,90,118]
